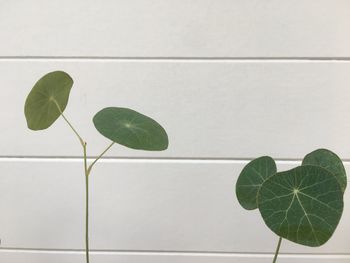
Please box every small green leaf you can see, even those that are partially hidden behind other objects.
[24,71,73,130]
[236,156,277,210]
[302,148,347,192]
[258,165,344,247]
[93,107,168,151]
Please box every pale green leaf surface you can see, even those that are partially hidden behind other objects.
[93,107,168,151]
[24,71,73,130]
[236,156,276,210]
[258,165,343,247]
[302,148,347,192]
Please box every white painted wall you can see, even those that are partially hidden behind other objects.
[0,1,350,262]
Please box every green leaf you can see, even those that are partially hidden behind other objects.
[302,148,347,192]
[236,156,277,210]
[24,71,73,130]
[258,165,344,247]
[93,107,168,151]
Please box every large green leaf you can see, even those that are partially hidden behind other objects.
[236,156,276,210]
[93,107,168,151]
[258,165,344,247]
[302,148,347,192]
[24,71,73,130]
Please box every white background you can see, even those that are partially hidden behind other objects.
[1,1,350,262]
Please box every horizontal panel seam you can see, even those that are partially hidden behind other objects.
[0,248,350,257]
[2,57,350,63]
[1,156,350,163]
[2,157,350,182]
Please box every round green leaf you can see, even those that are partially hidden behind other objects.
[93,107,168,151]
[24,71,73,130]
[258,165,344,247]
[236,156,277,210]
[302,148,347,192]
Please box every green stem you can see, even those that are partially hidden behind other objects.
[83,143,89,263]
[53,100,84,146]
[55,103,114,263]
[272,237,282,263]
[61,112,85,146]
[82,142,114,263]
[87,142,115,175]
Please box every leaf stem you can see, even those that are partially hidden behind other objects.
[53,100,84,146]
[272,237,282,263]
[61,112,85,146]
[87,142,115,175]
[83,142,90,263]
[53,100,115,263]
[53,100,91,262]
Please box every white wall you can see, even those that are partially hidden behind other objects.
[1,1,350,262]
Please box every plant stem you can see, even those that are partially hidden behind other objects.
[272,237,282,263]
[57,105,89,262]
[53,100,84,146]
[83,142,90,263]
[87,142,115,175]
[56,106,115,263]
[61,112,85,146]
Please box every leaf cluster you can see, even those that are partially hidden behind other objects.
[236,149,346,247]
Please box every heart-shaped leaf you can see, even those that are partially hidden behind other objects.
[302,148,347,192]
[258,165,344,247]
[24,71,73,130]
[93,107,168,151]
[236,156,276,210]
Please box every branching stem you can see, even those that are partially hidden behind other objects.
[87,142,115,175]
[56,106,115,263]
